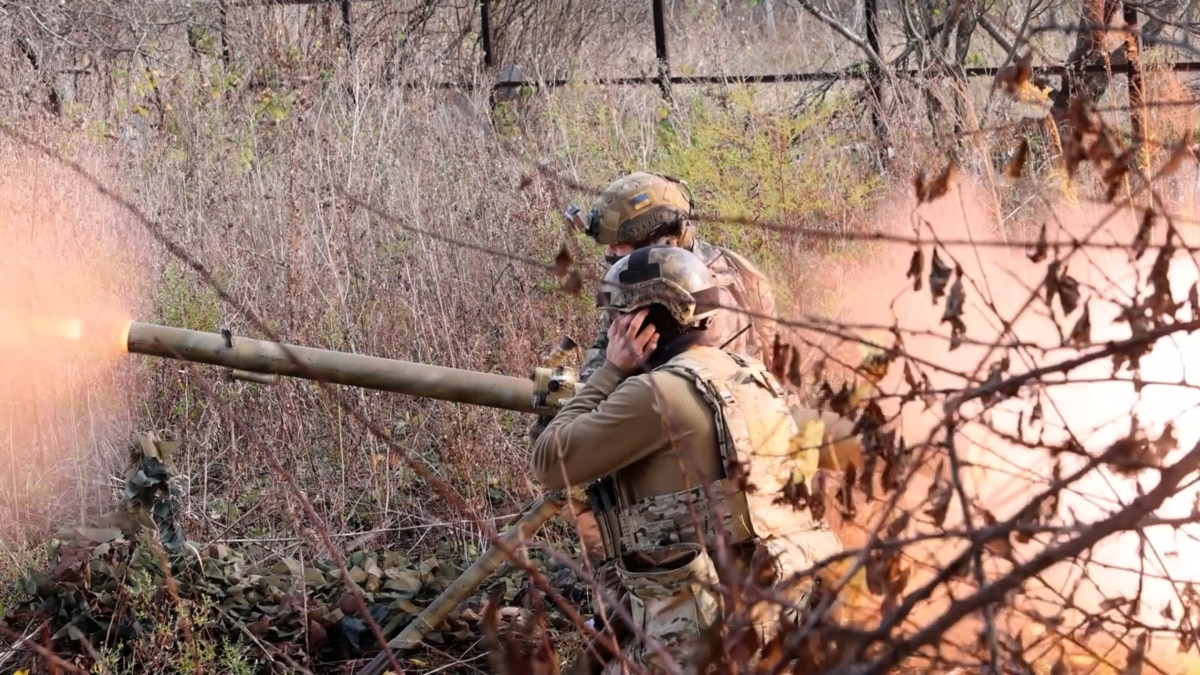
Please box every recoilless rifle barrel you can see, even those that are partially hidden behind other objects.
[124,321,580,417]
[125,321,588,659]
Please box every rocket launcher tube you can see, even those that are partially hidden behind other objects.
[125,321,540,414]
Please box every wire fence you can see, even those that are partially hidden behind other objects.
[215,0,1199,149]
[221,0,1200,86]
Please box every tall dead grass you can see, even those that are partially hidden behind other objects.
[0,0,1194,601]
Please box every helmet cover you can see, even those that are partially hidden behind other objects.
[586,172,694,245]
[596,245,721,327]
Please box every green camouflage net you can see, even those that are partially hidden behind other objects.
[1,432,591,673]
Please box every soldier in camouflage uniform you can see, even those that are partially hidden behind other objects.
[541,171,786,566]
[530,246,845,674]
[574,171,780,382]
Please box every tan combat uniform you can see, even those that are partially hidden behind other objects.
[579,237,779,381]
[567,237,784,571]
[531,346,842,673]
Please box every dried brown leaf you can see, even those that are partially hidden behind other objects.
[945,554,972,580]
[1107,437,1150,476]
[1123,633,1148,675]
[929,249,951,303]
[1028,222,1048,263]
[981,509,1014,559]
[1133,210,1153,260]
[770,337,806,390]
[924,159,958,203]
[1064,133,1087,178]
[942,267,966,350]
[1162,602,1176,621]
[925,463,953,527]
[1006,137,1030,179]
[774,469,814,513]
[1100,595,1129,612]
[1058,272,1081,315]
[1069,303,1092,347]
[885,511,911,540]
[859,341,895,384]
[981,356,1018,405]
[1068,95,1096,135]
[1147,233,1178,320]
[996,51,1033,96]
[560,270,583,295]
[1044,259,1061,309]
[838,463,858,520]
[247,616,271,636]
[1104,155,1131,202]
[756,634,786,671]
[1160,134,1194,178]
[553,243,572,276]
[1089,131,1117,166]
[902,360,920,392]
[811,470,828,522]
[1153,422,1179,462]
[906,247,924,291]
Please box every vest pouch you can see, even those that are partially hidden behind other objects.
[614,543,722,665]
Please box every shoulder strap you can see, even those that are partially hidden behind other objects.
[721,351,786,397]
[654,357,741,479]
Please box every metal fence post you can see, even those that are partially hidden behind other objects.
[481,0,495,70]
[652,0,672,102]
[482,0,499,110]
[341,0,353,59]
[218,0,230,67]
[1123,4,1149,171]
[865,0,885,145]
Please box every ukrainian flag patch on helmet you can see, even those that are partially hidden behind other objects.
[629,193,650,210]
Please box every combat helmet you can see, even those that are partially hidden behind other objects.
[596,245,721,328]
[584,172,696,247]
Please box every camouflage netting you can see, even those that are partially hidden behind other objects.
[1,432,588,673]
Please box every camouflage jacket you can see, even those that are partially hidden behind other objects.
[579,237,778,381]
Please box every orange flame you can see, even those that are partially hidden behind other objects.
[0,143,152,540]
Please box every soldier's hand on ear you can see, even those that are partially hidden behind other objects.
[605,309,659,374]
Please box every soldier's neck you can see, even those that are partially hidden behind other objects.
[643,330,708,371]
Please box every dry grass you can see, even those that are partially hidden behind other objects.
[0,0,1198,672]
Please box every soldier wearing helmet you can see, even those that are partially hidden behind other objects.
[530,245,843,674]
[543,171,789,585]
[568,171,780,382]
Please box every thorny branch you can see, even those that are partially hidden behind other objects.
[9,5,1200,672]
[845,441,1200,675]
